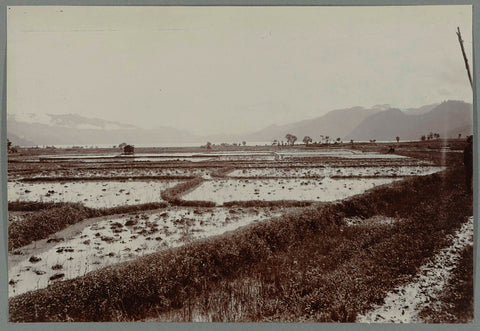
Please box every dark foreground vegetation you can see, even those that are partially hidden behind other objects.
[223,200,312,208]
[9,164,472,322]
[8,202,168,250]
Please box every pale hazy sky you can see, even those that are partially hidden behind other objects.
[7,6,473,135]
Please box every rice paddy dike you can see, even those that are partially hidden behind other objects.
[7,140,473,322]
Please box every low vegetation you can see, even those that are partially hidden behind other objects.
[8,203,91,250]
[9,166,472,322]
[95,203,169,216]
[19,175,195,182]
[8,201,71,212]
[8,202,168,250]
[161,177,215,207]
[223,200,313,208]
[211,166,235,178]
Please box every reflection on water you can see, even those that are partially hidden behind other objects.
[182,177,403,204]
[8,207,283,297]
[8,180,183,208]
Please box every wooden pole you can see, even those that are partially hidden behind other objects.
[456,27,473,90]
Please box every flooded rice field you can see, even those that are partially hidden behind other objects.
[8,146,450,302]
[228,165,445,178]
[38,152,277,162]
[276,149,408,159]
[181,178,403,204]
[8,180,184,208]
[8,206,286,297]
[11,167,214,180]
[35,149,410,163]
[126,157,214,162]
[40,156,215,163]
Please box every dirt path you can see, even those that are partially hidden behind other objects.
[356,216,474,323]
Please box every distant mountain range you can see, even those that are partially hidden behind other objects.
[344,101,472,141]
[7,100,473,146]
[402,103,440,115]
[207,100,472,143]
[8,113,138,130]
[7,113,199,146]
[236,106,383,142]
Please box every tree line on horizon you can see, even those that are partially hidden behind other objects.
[269,131,467,147]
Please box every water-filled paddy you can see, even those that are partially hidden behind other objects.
[8,206,285,296]
[8,180,184,208]
[181,178,402,204]
[7,147,450,300]
[276,149,408,159]
[40,157,215,163]
[228,166,445,178]
[17,167,214,180]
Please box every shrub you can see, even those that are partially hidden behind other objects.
[223,200,313,208]
[8,203,91,250]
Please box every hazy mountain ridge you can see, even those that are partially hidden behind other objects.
[344,100,472,141]
[8,113,138,130]
[7,100,472,146]
[402,103,440,115]
[233,106,383,142]
[6,132,36,147]
[238,101,471,143]
[7,120,199,146]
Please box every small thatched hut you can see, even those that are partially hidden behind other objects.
[123,144,135,155]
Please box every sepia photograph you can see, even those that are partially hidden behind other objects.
[4,4,476,323]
